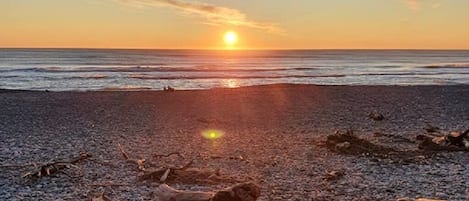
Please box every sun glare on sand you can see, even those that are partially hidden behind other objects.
[223,31,238,47]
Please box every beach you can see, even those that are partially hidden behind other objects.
[0,84,468,200]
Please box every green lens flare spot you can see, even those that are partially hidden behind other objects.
[202,129,224,140]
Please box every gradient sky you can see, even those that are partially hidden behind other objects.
[1,0,469,49]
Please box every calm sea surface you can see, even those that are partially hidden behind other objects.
[0,49,468,91]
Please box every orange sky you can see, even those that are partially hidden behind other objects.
[1,0,469,49]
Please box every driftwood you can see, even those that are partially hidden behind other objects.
[22,152,91,179]
[154,152,183,158]
[325,129,469,164]
[90,192,111,201]
[139,159,193,182]
[155,182,260,201]
[324,130,436,164]
[324,170,345,181]
[368,111,384,121]
[139,164,243,185]
[326,129,398,157]
[416,129,469,151]
[118,143,146,171]
[117,143,244,185]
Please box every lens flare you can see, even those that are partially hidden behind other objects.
[202,129,224,140]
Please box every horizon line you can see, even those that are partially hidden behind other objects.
[1,47,469,51]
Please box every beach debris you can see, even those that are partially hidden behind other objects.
[117,143,245,185]
[373,132,414,143]
[368,111,385,121]
[22,152,91,179]
[324,170,345,181]
[139,159,193,182]
[154,152,184,159]
[229,155,246,161]
[155,182,260,201]
[163,86,175,92]
[323,129,434,164]
[90,192,111,201]
[335,141,351,150]
[139,163,245,185]
[326,129,397,157]
[416,129,469,151]
[117,143,146,171]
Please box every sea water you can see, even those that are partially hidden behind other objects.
[1,49,468,91]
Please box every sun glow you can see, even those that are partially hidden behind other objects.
[223,31,238,47]
[202,129,224,140]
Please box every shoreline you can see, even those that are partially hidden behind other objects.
[0,84,468,200]
[1,82,469,93]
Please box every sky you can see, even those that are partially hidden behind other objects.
[1,0,469,49]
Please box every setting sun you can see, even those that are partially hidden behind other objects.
[223,31,238,46]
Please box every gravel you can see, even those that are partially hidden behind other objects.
[0,84,468,200]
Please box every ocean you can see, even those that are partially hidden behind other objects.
[0,49,468,91]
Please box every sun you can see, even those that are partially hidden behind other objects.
[223,31,238,46]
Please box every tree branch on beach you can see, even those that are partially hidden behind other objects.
[154,151,184,158]
[22,152,91,179]
[118,143,146,171]
[117,143,248,185]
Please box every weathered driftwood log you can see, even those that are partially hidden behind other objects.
[139,166,239,185]
[23,152,91,179]
[155,182,260,201]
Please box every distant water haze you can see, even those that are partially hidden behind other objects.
[0,49,468,91]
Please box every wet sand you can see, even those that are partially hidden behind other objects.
[0,84,468,200]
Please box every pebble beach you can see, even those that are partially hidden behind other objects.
[0,84,468,200]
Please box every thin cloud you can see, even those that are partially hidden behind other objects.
[116,0,283,33]
[405,0,421,10]
[403,0,442,10]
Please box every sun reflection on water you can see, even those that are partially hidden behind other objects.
[223,79,239,88]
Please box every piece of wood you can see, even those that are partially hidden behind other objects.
[160,168,171,183]
[155,182,260,201]
[90,192,111,201]
[117,143,146,171]
[155,184,214,201]
[154,152,183,158]
[117,143,129,160]
[212,182,261,201]
[416,130,469,151]
[23,152,91,179]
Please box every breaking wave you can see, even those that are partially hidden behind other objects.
[421,63,469,69]
[0,66,317,73]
